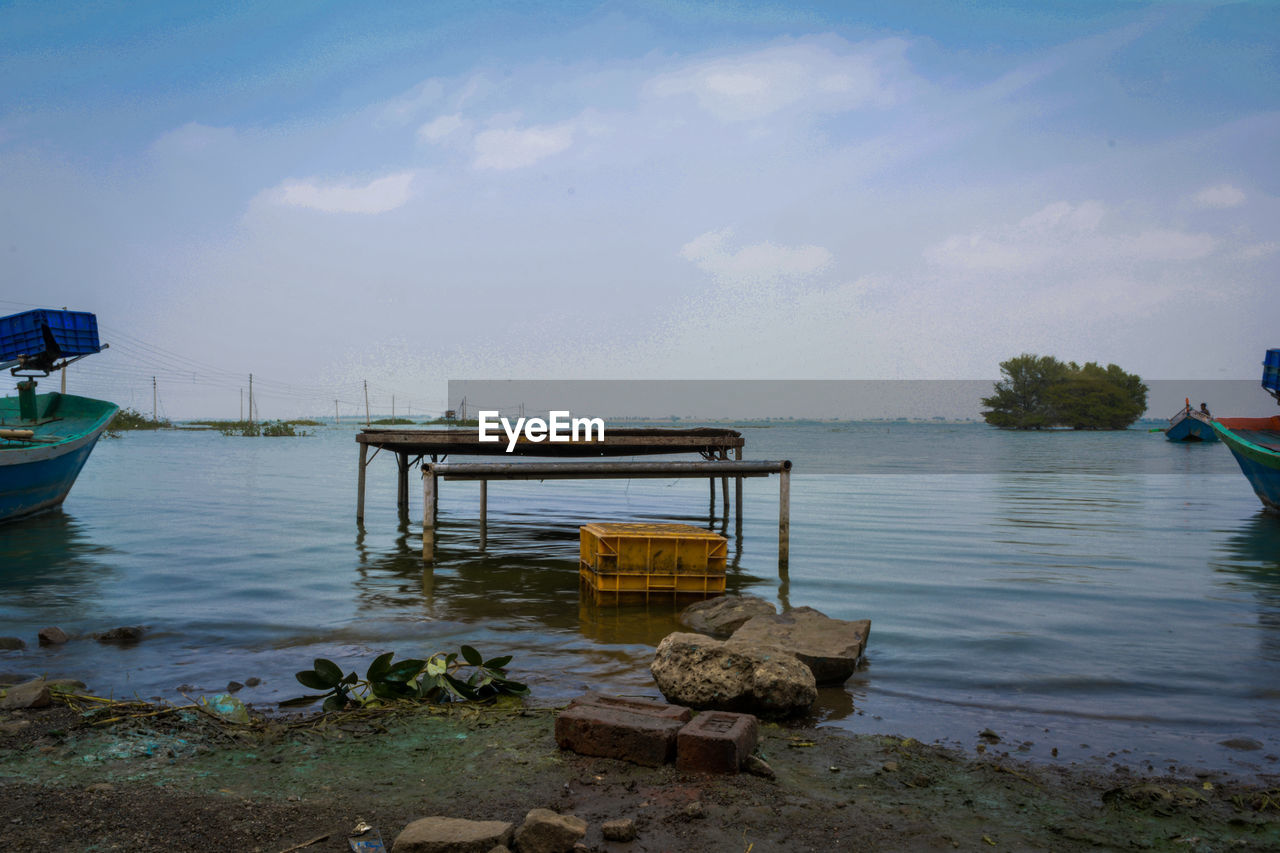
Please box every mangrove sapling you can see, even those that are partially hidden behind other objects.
[286,647,527,712]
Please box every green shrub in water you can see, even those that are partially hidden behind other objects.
[286,647,527,712]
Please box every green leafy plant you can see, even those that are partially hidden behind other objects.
[107,407,171,433]
[286,647,526,711]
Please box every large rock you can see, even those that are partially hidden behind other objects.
[678,595,777,638]
[511,809,586,853]
[728,607,870,685]
[0,678,51,710]
[0,637,24,651]
[97,626,145,644]
[38,626,69,646]
[392,817,513,853]
[650,632,815,718]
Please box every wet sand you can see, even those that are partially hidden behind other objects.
[2,699,1278,852]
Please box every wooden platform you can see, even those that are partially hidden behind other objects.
[356,426,744,458]
[355,426,790,565]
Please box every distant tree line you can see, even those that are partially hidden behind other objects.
[981,354,1148,430]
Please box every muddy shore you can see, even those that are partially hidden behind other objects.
[2,696,1278,852]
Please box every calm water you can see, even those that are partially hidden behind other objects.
[2,422,1278,776]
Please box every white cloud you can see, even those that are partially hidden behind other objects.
[1240,241,1278,260]
[418,113,468,143]
[379,79,445,124]
[925,201,1218,274]
[648,38,911,121]
[680,228,832,284]
[1192,183,1246,209]
[271,171,417,214]
[473,123,574,170]
[148,122,239,157]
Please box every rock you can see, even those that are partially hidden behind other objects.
[244,677,262,687]
[1219,737,1263,751]
[676,711,758,774]
[743,754,776,779]
[650,632,816,718]
[37,627,69,646]
[486,848,512,853]
[0,719,31,735]
[226,681,244,693]
[84,782,114,793]
[728,607,870,685]
[0,637,25,651]
[556,698,687,767]
[392,816,514,853]
[512,809,587,853]
[0,678,51,710]
[679,595,777,638]
[601,818,636,842]
[45,679,88,695]
[97,626,145,644]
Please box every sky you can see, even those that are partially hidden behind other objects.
[1,1,1277,419]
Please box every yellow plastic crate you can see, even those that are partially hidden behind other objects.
[579,522,727,602]
[580,522,727,575]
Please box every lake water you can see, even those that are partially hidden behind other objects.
[2,422,1278,777]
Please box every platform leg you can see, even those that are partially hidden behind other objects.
[735,447,743,530]
[396,452,409,514]
[357,443,368,522]
[422,466,436,561]
[778,466,790,568]
[479,480,487,550]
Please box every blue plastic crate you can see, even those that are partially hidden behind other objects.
[1264,348,1280,396]
[0,309,101,362]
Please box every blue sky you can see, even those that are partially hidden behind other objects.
[2,1,1277,417]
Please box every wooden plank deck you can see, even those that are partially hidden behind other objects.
[356,426,744,458]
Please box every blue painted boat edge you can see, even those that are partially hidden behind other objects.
[1165,409,1218,442]
[1211,422,1280,514]
[0,394,118,523]
[1165,419,1217,442]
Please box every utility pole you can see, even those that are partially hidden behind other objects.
[392,395,395,422]
[152,376,157,423]
[334,399,339,425]
[363,380,371,426]
[248,374,254,424]
[60,306,68,393]
[240,388,243,421]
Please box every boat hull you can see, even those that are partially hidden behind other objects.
[1213,416,1280,514]
[1166,410,1217,442]
[0,393,117,523]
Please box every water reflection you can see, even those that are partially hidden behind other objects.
[1213,513,1280,666]
[349,514,767,644]
[0,510,115,606]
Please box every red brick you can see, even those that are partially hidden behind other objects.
[555,704,685,767]
[676,711,759,774]
[566,692,692,723]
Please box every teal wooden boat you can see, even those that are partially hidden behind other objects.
[1214,416,1280,514]
[0,391,118,522]
[1213,349,1280,514]
[1166,400,1218,442]
[0,309,117,523]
